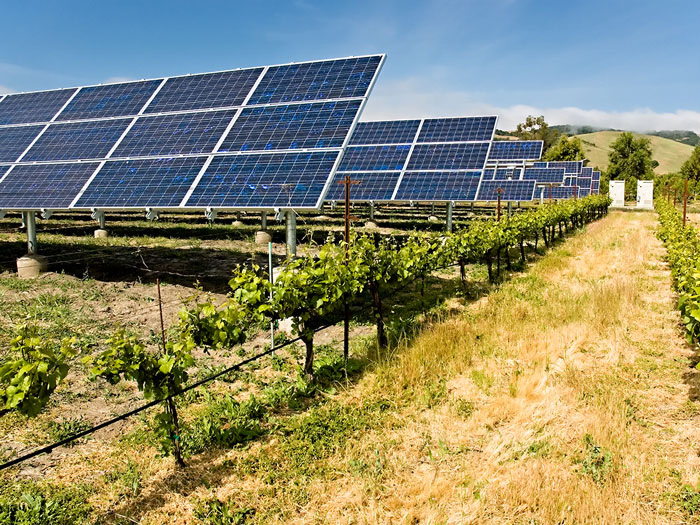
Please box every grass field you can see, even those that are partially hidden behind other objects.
[575,130,694,174]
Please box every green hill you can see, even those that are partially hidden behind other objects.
[574,130,694,174]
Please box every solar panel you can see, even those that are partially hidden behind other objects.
[0,55,385,211]
[550,186,577,199]
[247,56,382,105]
[75,157,206,208]
[522,167,565,184]
[533,161,547,168]
[0,162,100,209]
[591,180,600,193]
[578,187,591,197]
[406,143,490,171]
[0,88,77,125]
[395,171,482,201]
[21,119,131,161]
[219,100,361,152]
[348,120,420,145]
[55,80,162,121]
[476,180,536,201]
[545,161,583,174]
[417,116,496,142]
[592,171,601,181]
[488,140,543,161]
[576,177,592,189]
[145,68,264,113]
[0,125,46,162]
[185,151,339,208]
[328,115,496,202]
[483,167,520,180]
[113,110,238,157]
[338,145,411,171]
[325,171,400,201]
[581,166,593,176]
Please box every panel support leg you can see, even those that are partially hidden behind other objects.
[446,201,454,233]
[285,210,297,258]
[17,211,47,278]
[92,209,108,238]
[256,211,272,245]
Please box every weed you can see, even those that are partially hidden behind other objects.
[579,434,613,484]
[47,417,92,445]
[453,398,476,418]
[104,459,142,498]
[471,369,494,393]
[0,480,92,525]
[421,378,446,408]
[676,484,700,517]
[195,498,255,524]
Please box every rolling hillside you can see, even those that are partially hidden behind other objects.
[575,130,694,174]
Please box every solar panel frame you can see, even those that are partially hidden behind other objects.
[0,54,386,211]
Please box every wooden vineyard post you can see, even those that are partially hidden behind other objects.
[683,177,689,227]
[337,175,360,362]
[157,279,185,468]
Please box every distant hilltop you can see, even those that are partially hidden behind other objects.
[496,126,700,147]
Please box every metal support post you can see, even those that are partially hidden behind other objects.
[261,211,267,230]
[285,210,297,258]
[25,211,37,255]
[369,201,375,221]
[446,201,454,232]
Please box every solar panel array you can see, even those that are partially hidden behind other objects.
[327,116,498,202]
[0,55,384,211]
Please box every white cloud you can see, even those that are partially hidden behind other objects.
[102,76,137,84]
[363,77,700,133]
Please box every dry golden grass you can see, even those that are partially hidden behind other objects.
[282,211,700,524]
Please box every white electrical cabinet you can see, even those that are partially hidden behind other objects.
[637,180,654,210]
[609,180,626,207]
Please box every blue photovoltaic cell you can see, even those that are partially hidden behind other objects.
[488,140,543,161]
[55,80,162,121]
[522,167,565,184]
[576,177,592,189]
[477,180,536,201]
[533,161,548,168]
[186,151,339,208]
[113,110,237,158]
[349,120,420,145]
[550,186,576,199]
[592,180,600,192]
[564,176,576,186]
[546,161,583,174]
[406,143,489,170]
[76,157,206,208]
[220,100,361,152]
[22,119,130,162]
[0,125,45,162]
[395,171,481,201]
[581,166,593,176]
[145,68,264,113]
[0,88,77,125]
[417,116,496,143]
[337,145,410,171]
[485,168,521,180]
[0,162,99,208]
[592,171,600,181]
[325,171,400,201]
[248,56,382,105]
[578,187,591,197]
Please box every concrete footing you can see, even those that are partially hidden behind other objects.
[428,215,439,222]
[232,220,245,227]
[17,255,48,278]
[364,221,378,229]
[94,229,109,238]
[255,230,272,244]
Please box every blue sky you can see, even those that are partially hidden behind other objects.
[2,0,700,131]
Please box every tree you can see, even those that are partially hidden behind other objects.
[515,115,560,153]
[607,132,656,198]
[543,134,586,161]
[681,144,700,182]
